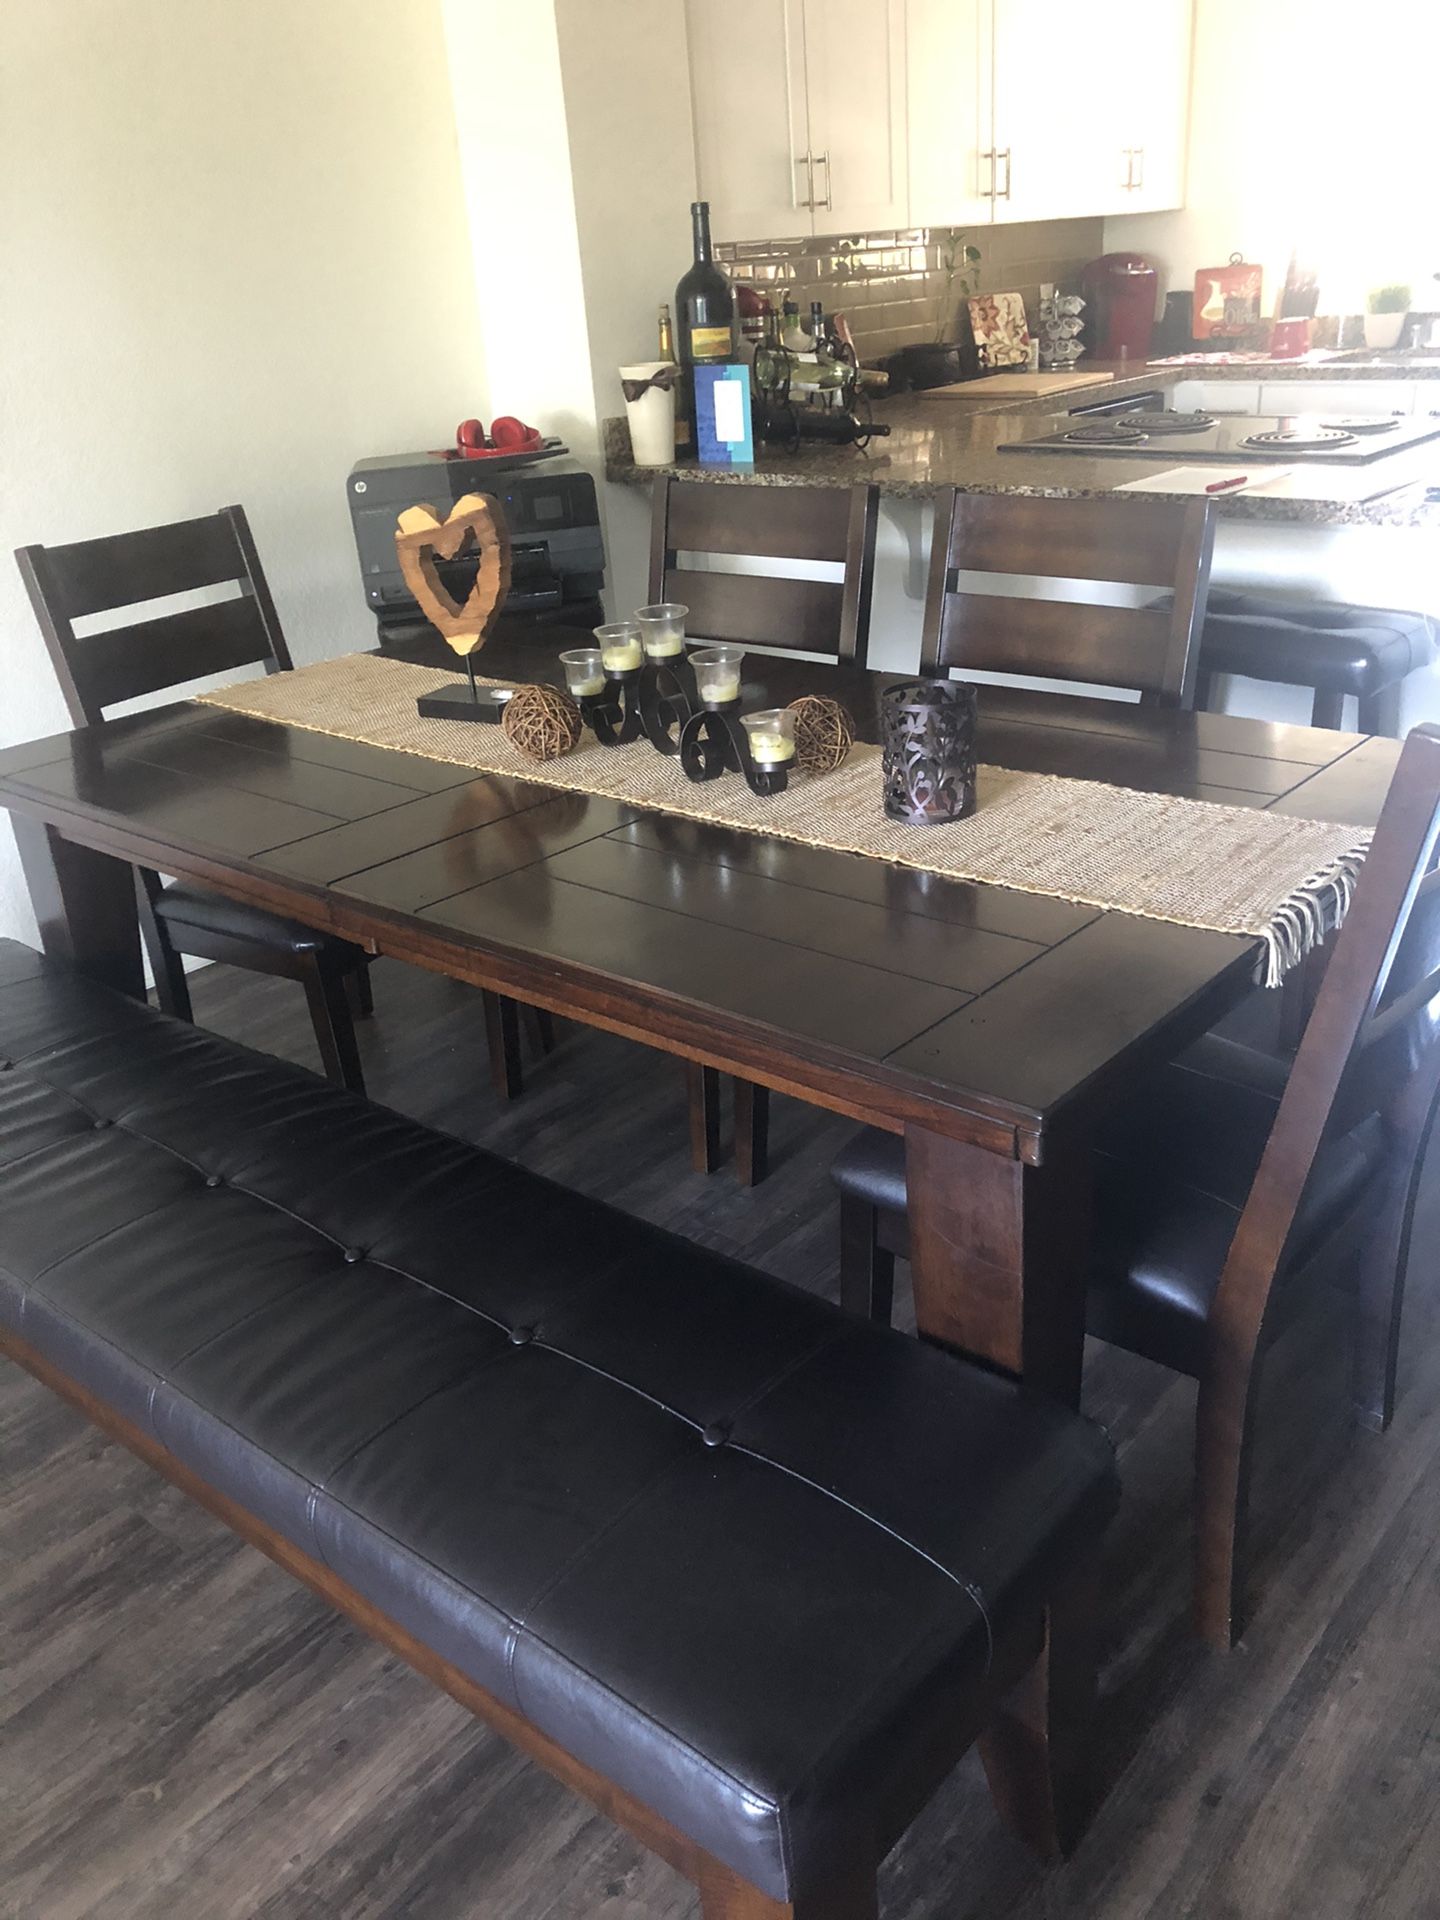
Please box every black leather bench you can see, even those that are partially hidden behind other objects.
[0,938,1119,1918]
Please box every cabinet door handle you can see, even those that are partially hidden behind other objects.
[794,152,814,211]
[996,147,1012,200]
[814,149,832,211]
[980,148,995,200]
[1132,146,1144,190]
[1122,147,1134,189]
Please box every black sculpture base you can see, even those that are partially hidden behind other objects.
[416,681,515,724]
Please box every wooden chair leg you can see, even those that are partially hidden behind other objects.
[734,1079,771,1187]
[697,1858,878,1919]
[978,1552,1101,1861]
[1352,1093,1439,1432]
[686,1061,722,1174]
[1192,1356,1261,1650]
[482,991,523,1101]
[1310,687,1347,730]
[297,954,366,1095]
[839,1191,896,1325]
[134,869,192,1022]
[522,1004,557,1054]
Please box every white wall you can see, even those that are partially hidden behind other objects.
[442,0,698,617]
[0,0,485,943]
[1106,0,1440,314]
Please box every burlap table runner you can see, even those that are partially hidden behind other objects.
[198,653,1373,985]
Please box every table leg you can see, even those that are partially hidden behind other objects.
[904,1125,1091,1406]
[13,817,144,999]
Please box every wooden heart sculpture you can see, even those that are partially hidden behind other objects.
[395,492,512,656]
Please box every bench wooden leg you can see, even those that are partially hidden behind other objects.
[697,1860,878,1919]
[734,1079,770,1187]
[839,1191,895,1325]
[978,1554,1100,1860]
[344,961,375,1020]
[687,1061,722,1174]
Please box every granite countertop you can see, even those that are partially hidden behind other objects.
[605,355,1440,529]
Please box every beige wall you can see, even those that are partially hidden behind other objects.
[0,0,485,942]
[1106,0,1439,314]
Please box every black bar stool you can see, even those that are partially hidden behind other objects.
[1195,589,1436,735]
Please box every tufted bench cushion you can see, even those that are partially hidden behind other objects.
[0,939,1118,1908]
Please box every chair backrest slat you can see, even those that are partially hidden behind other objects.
[649,478,877,663]
[920,488,1214,707]
[663,568,848,655]
[1211,726,1440,1359]
[16,504,290,726]
[937,592,1178,690]
[71,597,274,715]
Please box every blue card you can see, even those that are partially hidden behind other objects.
[694,363,755,468]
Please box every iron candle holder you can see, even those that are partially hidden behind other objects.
[637,656,698,755]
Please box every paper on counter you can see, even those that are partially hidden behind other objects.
[1115,466,1295,494]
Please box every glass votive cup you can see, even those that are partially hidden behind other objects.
[560,648,606,699]
[595,621,644,674]
[635,603,688,659]
[691,646,745,706]
[741,708,796,766]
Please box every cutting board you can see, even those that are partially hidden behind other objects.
[928,370,1117,398]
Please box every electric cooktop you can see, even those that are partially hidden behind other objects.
[999,411,1440,464]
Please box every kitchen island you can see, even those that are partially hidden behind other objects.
[603,355,1440,726]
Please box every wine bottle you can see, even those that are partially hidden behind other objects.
[675,201,733,453]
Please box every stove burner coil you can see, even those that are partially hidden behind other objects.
[1242,427,1358,451]
[1112,410,1216,434]
[1318,415,1403,434]
[1065,422,1149,445]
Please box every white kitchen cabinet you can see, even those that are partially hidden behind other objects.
[909,0,1192,229]
[686,0,810,242]
[1094,0,1193,215]
[989,1,1120,222]
[1171,379,1261,415]
[685,0,905,243]
[906,0,993,229]
[803,0,908,231]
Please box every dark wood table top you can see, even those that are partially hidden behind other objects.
[0,633,1401,1162]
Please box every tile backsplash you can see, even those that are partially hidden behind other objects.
[714,217,1104,362]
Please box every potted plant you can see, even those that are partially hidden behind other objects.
[1364,283,1411,351]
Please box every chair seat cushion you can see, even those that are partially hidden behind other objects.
[154,882,364,964]
[832,1034,1385,1379]
[1200,590,1436,698]
[0,940,1118,1904]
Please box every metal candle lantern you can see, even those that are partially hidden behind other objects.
[881,679,978,824]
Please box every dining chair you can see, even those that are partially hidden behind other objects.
[651,476,881,1183]
[919,489,1215,706]
[830,722,1440,1649]
[14,507,378,1088]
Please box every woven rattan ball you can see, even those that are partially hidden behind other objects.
[502,683,583,761]
[787,694,854,774]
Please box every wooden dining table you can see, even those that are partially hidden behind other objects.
[0,628,1402,1404]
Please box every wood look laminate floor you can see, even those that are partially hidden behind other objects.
[3,960,1439,1920]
